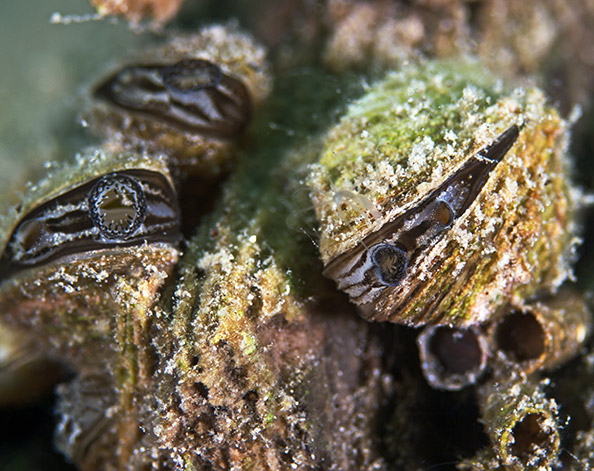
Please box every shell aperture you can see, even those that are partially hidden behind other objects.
[88,174,147,240]
[93,58,251,139]
[0,169,180,279]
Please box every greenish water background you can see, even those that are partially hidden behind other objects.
[0,0,142,195]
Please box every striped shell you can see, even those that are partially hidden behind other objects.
[0,147,180,328]
[0,147,180,277]
[87,25,271,173]
[308,61,577,327]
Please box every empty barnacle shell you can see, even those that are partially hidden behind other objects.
[489,290,591,376]
[87,24,271,174]
[478,375,561,471]
[417,324,489,390]
[308,60,578,327]
[0,146,180,368]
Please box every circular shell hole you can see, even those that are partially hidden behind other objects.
[510,413,553,461]
[495,312,545,362]
[429,327,482,375]
[370,243,408,286]
[88,174,146,240]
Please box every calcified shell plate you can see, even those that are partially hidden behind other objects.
[87,24,271,170]
[308,60,577,326]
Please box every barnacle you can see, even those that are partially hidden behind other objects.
[417,290,591,391]
[87,24,271,174]
[417,325,489,391]
[2,3,594,471]
[489,290,591,375]
[308,60,578,327]
[477,375,561,470]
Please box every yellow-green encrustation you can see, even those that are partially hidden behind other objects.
[308,60,579,326]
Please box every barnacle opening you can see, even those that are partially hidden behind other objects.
[495,311,545,363]
[370,243,408,286]
[88,174,146,240]
[429,327,482,375]
[509,412,554,462]
[417,326,487,390]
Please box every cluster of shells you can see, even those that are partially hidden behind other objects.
[1,4,594,471]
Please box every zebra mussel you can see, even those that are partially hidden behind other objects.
[1,15,593,470]
[93,58,251,140]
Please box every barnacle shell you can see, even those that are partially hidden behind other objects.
[417,325,489,390]
[308,60,578,326]
[88,24,271,174]
[477,375,561,471]
[489,290,591,375]
[0,146,180,369]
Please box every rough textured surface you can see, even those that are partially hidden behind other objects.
[478,375,560,470]
[1,43,391,469]
[308,60,578,326]
[1,1,594,471]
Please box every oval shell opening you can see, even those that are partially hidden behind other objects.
[495,312,545,363]
[430,327,482,374]
[417,326,487,391]
[509,412,558,465]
